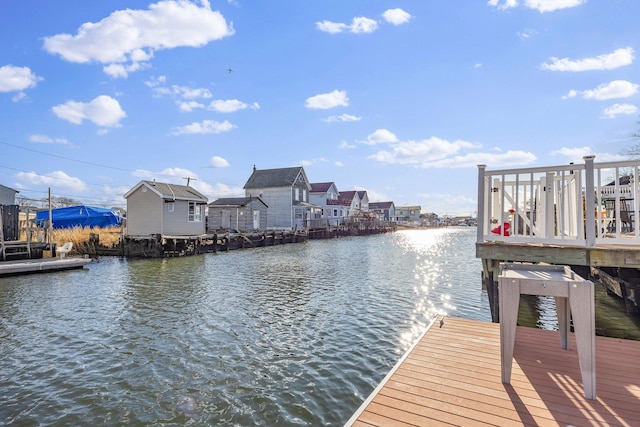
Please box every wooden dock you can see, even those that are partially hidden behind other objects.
[0,256,91,277]
[345,317,640,426]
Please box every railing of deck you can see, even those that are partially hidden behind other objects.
[477,156,640,247]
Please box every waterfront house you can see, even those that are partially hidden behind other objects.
[310,182,349,225]
[0,184,19,206]
[124,180,208,236]
[243,166,321,230]
[395,205,422,224]
[369,201,395,221]
[357,190,369,212]
[337,190,361,218]
[207,196,268,232]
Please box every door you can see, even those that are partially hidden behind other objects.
[253,210,260,231]
[221,211,231,229]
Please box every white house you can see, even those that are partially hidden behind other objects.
[243,166,321,230]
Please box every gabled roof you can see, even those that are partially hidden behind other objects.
[0,184,19,194]
[124,180,208,202]
[209,196,268,208]
[310,182,336,193]
[357,190,368,201]
[338,190,358,202]
[370,201,395,209]
[244,166,309,190]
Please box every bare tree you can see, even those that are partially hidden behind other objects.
[621,116,640,158]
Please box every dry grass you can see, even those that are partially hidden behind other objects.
[51,226,123,251]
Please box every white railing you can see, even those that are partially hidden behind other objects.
[477,156,640,246]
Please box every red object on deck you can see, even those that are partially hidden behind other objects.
[491,222,511,236]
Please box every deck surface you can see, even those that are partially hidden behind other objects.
[0,257,91,276]
[346,317,640,426]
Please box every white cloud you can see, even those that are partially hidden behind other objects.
[316,16,378,34]
[517,29,538,40]
[0,65,43,92]
[208,99,260,113]
[209,156,230,167]
[382,9,412,25]
[601,103,638,119]
[29,134,69,145]
[43,0,234,78]
[563,80,639,100]
[178,101,205,112]
[171,119,236,135]
[552,146,627,163]
[151,83,213,100]
[324,113,361,123]
[541,47,634,72]
[16,170,88,192]
[305,90,349,109]
[361,130,534,168]
[363,129,399,145]
[489,0,586,13]
[52,95,126,127]
[368,137,480,165]
[419,150,536,168]
[339,140,356,149]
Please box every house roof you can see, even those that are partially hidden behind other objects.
[0,184,19,194]
[124,180,208,202]
[244,166,309,190]
[357,190,368,200]
[370,201,395,209]
[338,190,357,201]
[310,182,336,193]
[209,196,268,208]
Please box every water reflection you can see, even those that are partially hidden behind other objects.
[0,228,489,426]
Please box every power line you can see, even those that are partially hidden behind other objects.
[0,140,132,172]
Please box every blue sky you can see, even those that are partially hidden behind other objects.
[1,0,638,216]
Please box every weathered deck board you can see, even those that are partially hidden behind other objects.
[346,317,640,426]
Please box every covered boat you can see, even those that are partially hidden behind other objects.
[35,205,122,229]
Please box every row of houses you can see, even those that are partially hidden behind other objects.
[2,166,431,238]
[124,166,427,236]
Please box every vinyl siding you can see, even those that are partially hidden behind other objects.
[126,186,163,235]
[246,187,292,229]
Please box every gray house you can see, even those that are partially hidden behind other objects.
[369,201,396,221]
[310,182,354,225]
[124,180,208,236]
[0,184,19,206]
[208,196,268,232]
[244,166,321,230]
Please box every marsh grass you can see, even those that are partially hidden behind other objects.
[51,226,123,253]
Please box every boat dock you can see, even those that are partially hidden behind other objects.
[0,256,91,277]
[345,317,640,426]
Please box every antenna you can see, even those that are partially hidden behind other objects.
[183,177,198,186]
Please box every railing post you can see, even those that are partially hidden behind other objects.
[584,155,596,247]
[477,165,486,243]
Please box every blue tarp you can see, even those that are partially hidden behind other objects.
[36,205,122,229]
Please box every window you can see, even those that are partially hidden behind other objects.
[188,202,202,222]
[294,188,300,201]
[302,189,307,201]
[167,202,174,212]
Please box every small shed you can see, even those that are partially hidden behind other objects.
[124,180,208,236]
[208,196,268,232]
[0,184,19,206]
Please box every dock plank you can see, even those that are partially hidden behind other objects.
[346,317,640,426]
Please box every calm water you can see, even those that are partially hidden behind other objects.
[1,228,489,426]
